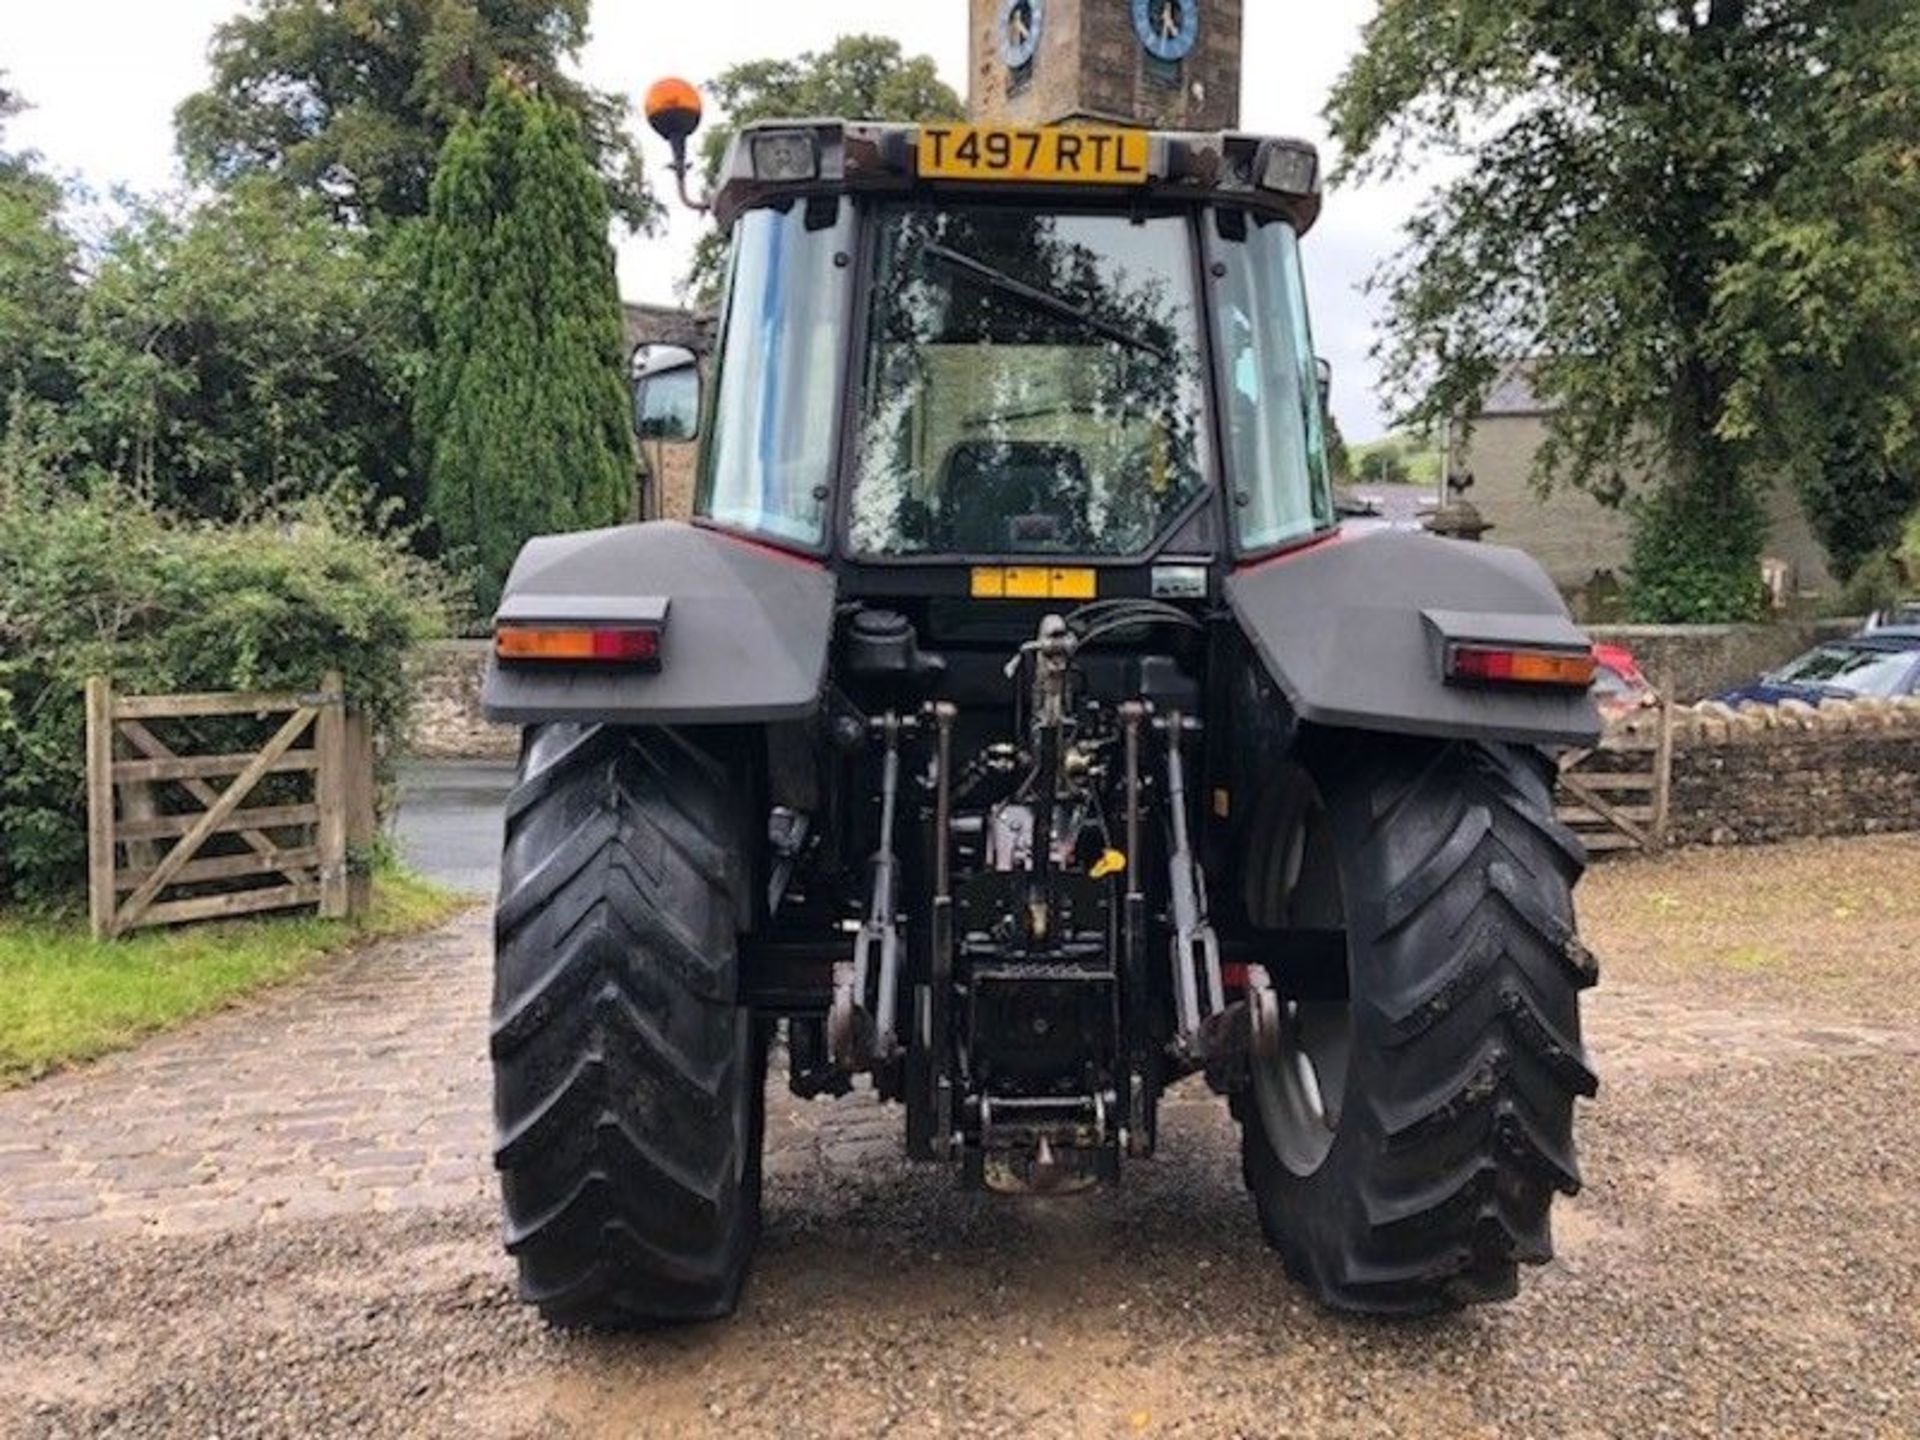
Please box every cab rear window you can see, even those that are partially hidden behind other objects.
[849,204,1209,558]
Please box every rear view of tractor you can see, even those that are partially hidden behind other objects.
[483,83,1601,1326]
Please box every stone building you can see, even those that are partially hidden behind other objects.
[622,301,709,358]
[968,0,1243,129]
[1454,365,1836,617]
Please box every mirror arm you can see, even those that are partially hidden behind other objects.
[666,137,712,217]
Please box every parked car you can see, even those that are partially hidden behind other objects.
[1591,643,1658,719]
[1716,627,1920,705]
[1863,600,1920,633]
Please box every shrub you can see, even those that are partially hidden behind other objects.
[1834,552,1906,618]
[1625,481,1770,623]
[0,470,454,907]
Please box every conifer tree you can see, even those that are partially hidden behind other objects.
[417,79,632,611]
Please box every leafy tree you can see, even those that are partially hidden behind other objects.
[0,82,79,434]
[176,0,656,231]
[1788,407,1920,584]
[0,174,77,438]
[70,181,414,519]
[1351,441,1411,488]
[416,79,632,611]
[1328,0,1920,621]
[1709,13,1920,583]
[1349,432,1447,489]
[684,35,962,303]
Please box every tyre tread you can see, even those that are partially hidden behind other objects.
[1241,737,1596,1314]
[491,723,763,1328]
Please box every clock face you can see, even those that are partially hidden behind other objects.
[1131,0,1200,63]
[999,0,1043,69]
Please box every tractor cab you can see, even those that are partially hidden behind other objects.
[686,116,1336,589]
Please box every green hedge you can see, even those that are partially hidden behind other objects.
[0,475,454,907]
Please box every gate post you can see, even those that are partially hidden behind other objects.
[344,705,376,918]
[317,669,350,919]
[1651,666,1676,852]
[86,676,118,940]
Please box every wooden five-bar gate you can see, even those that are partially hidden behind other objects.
[85,672,374,939]
[1555,688,1677,857]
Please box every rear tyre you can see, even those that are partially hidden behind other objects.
[491,723,766,1327]
[1236,733,1599,1314]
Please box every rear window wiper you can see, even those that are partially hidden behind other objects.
[920,243,1169,359]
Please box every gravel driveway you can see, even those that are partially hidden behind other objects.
[3,837,1918,1438]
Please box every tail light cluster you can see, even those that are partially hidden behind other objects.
[1445,644,1596,689]
[494,596,669,672]
[496,626,662,666]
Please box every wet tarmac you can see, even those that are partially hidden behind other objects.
[391,760,514,895]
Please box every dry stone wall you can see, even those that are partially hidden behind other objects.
[1603,697,1920,849]
[410,642,515,760]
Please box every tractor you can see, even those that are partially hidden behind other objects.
[483,80,1602,1325]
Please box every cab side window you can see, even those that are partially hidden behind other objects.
[1211,211,1334,553]
[697,198,854,546]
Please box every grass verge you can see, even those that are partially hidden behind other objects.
[0,867,468,1088]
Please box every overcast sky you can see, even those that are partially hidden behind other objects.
[1,1,1430,441]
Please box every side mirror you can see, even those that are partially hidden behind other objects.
[1315,357,1333,416]
[632,344,701,442]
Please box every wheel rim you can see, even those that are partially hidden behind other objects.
[1250,778,1353,1178]
[1253,996,1351,1175]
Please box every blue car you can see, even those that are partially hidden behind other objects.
[1717,626,1920,705]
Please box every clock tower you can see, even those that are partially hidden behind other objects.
[968,0,1243,130]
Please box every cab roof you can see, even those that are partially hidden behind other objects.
[710,119,1323,235]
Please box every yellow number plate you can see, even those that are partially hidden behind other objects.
[970,566,1098,600]
[918,125,1150,185]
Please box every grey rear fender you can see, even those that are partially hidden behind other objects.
[1223,528,1602,748]
[483,521,836,726]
